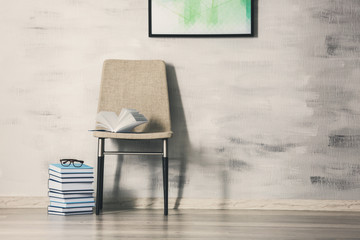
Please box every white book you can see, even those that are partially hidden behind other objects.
[49,191,93,199]
[49,170,93,179]
[50,201,95,208]
[49,164,93,174]
[50,189,94,194]
[94,108,148,133]
[49,180,93,191]
[48,211,93,216]
[48,206,93,213]
[50,197,94,203]
[49,175,93,183]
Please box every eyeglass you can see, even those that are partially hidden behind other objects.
[60,159,84,167]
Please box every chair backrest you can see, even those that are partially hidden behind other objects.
[97,60,171,133]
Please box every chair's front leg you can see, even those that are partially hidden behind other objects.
[96,138,105,215]
[162,139,168,216]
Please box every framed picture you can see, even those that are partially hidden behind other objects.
[148,0,254,37]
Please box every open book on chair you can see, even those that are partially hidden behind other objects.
[95,108,148,133]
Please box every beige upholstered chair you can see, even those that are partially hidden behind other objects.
[94,60,172,215]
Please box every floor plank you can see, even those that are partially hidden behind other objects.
[1,209,360,239]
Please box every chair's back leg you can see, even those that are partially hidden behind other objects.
[96,138,105,215]
[162,139,168,216]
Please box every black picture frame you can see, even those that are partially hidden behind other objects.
[148,0,254,38]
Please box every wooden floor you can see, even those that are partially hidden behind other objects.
[1,209,360,239]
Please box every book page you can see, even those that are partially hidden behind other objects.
[116,120,148,133]
[96,111,119,132]
[114,111,148,133]
[118,108,137,124]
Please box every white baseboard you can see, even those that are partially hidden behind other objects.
[1,197,360,212]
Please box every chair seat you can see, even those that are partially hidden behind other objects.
[93,131,173,140]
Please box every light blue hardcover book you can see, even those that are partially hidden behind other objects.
[49,170,94,178]
[48,179,93,191]
[49,197,94,203]
[49,189,94,194]
[48,191,93,199]
[49,174,93,183]
[50,201,95,208]
[49,163,93,174]
[48,211,93,216]
[48,206,93,212]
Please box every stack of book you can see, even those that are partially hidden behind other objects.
[48,163,95,216]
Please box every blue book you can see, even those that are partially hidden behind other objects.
[49,170,93,178]
[50,201,95,208]
[49,174,93,183]
[48,206,93,212]
[49,191,93,199]
[49,197,94,203]
[48,211,93,216]
[49,163,93,174]
[49,179,93,191]
[49,189,94,194]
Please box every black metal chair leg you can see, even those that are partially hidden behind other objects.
[162,156,168,216]
[96,156,102,215]
[162,139,168,216]
[96,138,105,215]
[99,155,104,210]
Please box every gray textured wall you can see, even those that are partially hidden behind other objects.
[1,0,360,204]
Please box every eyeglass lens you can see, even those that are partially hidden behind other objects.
[60,160,71,166]
[60,159,84,167]
[73,160,83,167]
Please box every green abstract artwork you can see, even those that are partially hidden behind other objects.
[149,0,252,36]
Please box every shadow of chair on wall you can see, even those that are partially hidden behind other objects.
[102,63,191,212]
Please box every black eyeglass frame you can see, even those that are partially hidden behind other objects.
[60,159,84,167]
